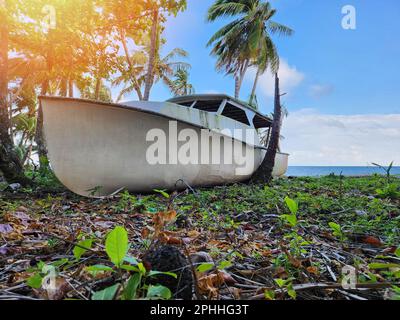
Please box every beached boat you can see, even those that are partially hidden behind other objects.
[39,94,289,197]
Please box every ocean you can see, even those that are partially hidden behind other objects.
[286,166,400,177]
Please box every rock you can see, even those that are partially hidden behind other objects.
[190,251,213,266]
[144,245,193,300]
[355,210,367,216]
[8,183,21,191]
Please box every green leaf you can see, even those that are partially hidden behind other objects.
[281,214,297,227]
[137,262,147,275]
[73,239,93,260]
[92,284,120,300]
[123,273,141,300]
[287,288,297,299]
[369,263,400,270]
[197,263,214,273]
[264,290,275,300]
[124,256,139,266]
[147,285,172,300]
[274,278,286,288]
[105,226,129,267]
[217,260,232,270]
[328,222,341,234]
[120,265,139,272]
[147,271,177,279]
[27,273,43,289]
[86,265,114,273]
[395,247,400,258]
[154,189,170,199]
[285,197,298,215]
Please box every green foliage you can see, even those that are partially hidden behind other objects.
[376,183,400,200]
[147,285,172,300]
[274,278,296,299]
[105,226,129,267]
[92,284,120,301]
[328,222,346,242]
[73,238,94,260]
[280,196,298,227]
[87,226,176,300]
[372,161,395,184]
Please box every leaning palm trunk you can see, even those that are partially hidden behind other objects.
[234,60,250,99]
[251,73,282,183]
[0,18,29,185]
[250,67,261,106]
[143,9,159,101]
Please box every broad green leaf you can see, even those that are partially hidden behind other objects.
[27,273,43,289]
[92,284,120,300]
[123,274,142,300]
[395,247,400,258]
[73,239,93,260]
[285,197,298,215]
[105,226,129,267]
[147,285,172,300]
[148,271,177,279]
[197,263,214,273]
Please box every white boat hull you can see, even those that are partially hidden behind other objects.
[41,98,289,197]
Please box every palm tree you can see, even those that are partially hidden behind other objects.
[170,68,195,96]
[114,47,190,101]
[207,0,293,99]
[0,5,29,185]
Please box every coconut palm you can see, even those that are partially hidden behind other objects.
[170,68,195,96]
[114,47,190,101]
[207,0,293,99]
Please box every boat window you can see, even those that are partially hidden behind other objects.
[221,103,250,125]
[192,100,221,113]
[177,101,195,107]
[253,114,272,129]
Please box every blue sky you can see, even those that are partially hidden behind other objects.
[124,0,400,165]
[146,0,400,116]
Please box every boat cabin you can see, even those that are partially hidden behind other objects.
[167,94,272,129]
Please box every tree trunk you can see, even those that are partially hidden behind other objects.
[120,29,144,101]
[0,14,29,185]
[143,8,159,101]
[60,78,67,97]
[94,77,101,100]
[68,78,74,97]
[250,66,261,106]
[251,73,282,184]
[234,76,240,99]
[234,60,249,99]
[35,82,49,162]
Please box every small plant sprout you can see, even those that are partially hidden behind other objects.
[328,222,346,242]
[280,196,298,227]
[83,226,177,300]
[372,161,395,184]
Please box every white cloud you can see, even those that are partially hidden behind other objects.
[247,59,305,97]
[281,110,400,166]
[309,84,335,98]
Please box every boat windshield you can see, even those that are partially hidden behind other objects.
[167,94,272,129]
